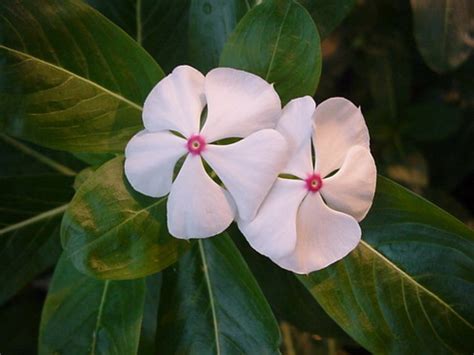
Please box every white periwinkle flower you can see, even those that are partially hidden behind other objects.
[238,96,377,274]
[125,65,288,239]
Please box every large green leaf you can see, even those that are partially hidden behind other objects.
[61,156,189,279]
[0,136,75,305]
[0,0,163,153]
[411,0,473,73]
[220,0,322,104]
[299,176,474,353]
[85,0,190,73]
[156,235,281,354]
[298,0,355,39]
[39,254,146,354]
[189,0,250,72]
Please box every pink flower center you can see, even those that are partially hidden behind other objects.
[305,173,323,193]
[187,134,206,155]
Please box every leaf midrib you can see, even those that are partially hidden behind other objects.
[198,240,221,355]
[136,0,143,45]
[90,280,110,355]
[0,203,68,236]
[264,0,292,81]
[360,240,474,331]
[0,44,143,112]
[0,134,77,176]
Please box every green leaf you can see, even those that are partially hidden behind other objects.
[299,176,474,353]
[230,226,349,339]
[298,0,355,39]
[86,0,191,73]
[39,254,146,355]
[220,0,322,104]
[0,136,75,305]
[61,156,190,279]
[189,0,250,72]
[138,274,162,355]
[411,0,473,73]
[0,0,163,153]
[156,235,281,354]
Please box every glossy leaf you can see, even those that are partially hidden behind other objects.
[61,156,190,280]
[39,254,146,355]
[220,0,322,104]
[86,0,190,73]
[0,0,163,152]
[299,176,474,353]
[156,234,281,354]
[0,137,75,305]
[411,0,473,73]
[298,0,355,39]
[189,0,250,72]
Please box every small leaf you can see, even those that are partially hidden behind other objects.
[156,234,281,354]
[411,0,473,73]
[0,0,164,152]
[299,176,474,353]
[39,254,146,355]
[61,156,190,279]
[220,0,322,104]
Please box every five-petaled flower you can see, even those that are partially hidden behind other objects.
[125,66,287,239]
[238,97,377,274]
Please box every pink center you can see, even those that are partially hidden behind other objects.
[186,134,206,155]
[305,173,323,193]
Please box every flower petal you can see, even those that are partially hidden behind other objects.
[275,193,361,274]
[238,178,307,260]
[203,129,288,221]
[143,65,205,137]
[277,96,315,178]
[124,130,187,197]
[167,155,236,239]
[200,68,281,142]
[321,146,377,221]
[313,97,370,177]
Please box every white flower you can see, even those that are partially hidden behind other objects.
[125,65,288,239]
[238,96,377,274]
